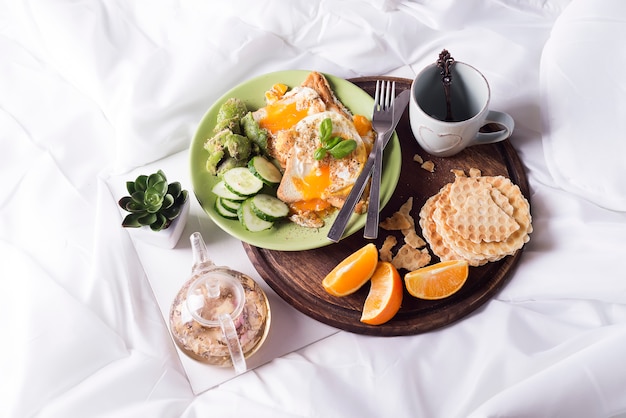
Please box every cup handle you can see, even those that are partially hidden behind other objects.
[473,110,515,145]
[219,312,247,374]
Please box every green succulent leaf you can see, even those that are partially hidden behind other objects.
[131,190,145,205]
[126,201,145,213]
[152,180,168,196]
[145,204,161,214]
[121,213,143,228]
[150,213,168,231]
[148,171,166,188]
[119,196,132,209]
[161,194,175,210]
[126,181,136,195]
[162,204,181,220]
[135,175,148,191]
[145,188,164,207]
[138,213,157,226]
[167,182,182,198]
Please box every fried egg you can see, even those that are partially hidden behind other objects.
[277,111,368,214]
[252,85,326,137]
[251,75,375,227]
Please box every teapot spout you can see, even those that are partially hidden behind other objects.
[190,232,214,273]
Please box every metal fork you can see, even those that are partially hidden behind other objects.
[326,80,396,242]
[363,80,395,239]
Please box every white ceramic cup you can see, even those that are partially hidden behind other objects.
[409,61,514,157]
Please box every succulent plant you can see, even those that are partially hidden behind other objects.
[118,170,188,231]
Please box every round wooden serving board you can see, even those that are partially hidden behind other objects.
[243,77,529,336]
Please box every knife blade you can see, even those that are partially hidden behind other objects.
[327,89,411,242]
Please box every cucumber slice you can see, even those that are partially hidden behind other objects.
[248,156,282,186]
[238,198,273,232]
[219,198,241,214]
[223,167,264,197]
[250,194,289,221]
[212,181,246,201]
[215,197,238,219]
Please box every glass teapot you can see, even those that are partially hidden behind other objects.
[169,232,271,374]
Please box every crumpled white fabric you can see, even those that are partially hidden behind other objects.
[541,0,626,211]
[1,0,570,171]
[3,0,626,417]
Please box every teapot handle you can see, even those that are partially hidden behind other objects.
[219,313,247,374]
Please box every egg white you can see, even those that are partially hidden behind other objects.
[277,111,367,205]
[252,86,326,136]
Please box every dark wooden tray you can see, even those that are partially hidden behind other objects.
[243,77,529,336]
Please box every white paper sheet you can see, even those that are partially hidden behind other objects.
[103,151,338,393]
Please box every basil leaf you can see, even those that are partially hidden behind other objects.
[329,139,357,159]
[323,136,342,150]
[314,147,327,161]
[319,118,332,143]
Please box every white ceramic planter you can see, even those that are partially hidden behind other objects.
[126,198,190,249]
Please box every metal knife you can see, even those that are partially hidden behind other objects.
[327,89,411,242]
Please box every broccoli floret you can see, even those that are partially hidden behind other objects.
[204,129,231,175]
[204,128,253,175]
[215,98,247,134]
[224,133,251,161]
[216,156,247,175]
[205,150,224,176]
[241,112,268,153]
[204,129,229,153]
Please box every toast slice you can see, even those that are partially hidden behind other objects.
[300,72,353,120]
[269,72,371,227]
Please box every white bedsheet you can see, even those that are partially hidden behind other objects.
[2,0,626,417]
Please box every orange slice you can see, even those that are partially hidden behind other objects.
[360,262,403,325]
[322,243,378,297]
[404,260,469,300]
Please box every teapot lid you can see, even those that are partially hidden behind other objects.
[185,271,245,327]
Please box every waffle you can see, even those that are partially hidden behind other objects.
[419,170,532,267]
[444,176,520,244]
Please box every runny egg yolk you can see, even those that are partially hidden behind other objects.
[291,163,333,212]
[353,114,372,137]
[258,101,310,134]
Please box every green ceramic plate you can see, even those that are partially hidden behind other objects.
[189,70,401,251]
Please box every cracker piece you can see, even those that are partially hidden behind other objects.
[419,187,464,262]
[389,197,427,248]
[391,244,431,271]
[381,197,414,231]
[398,197,413,214]
[481,175,533,237]
[380,211,412,231]
[379,235,397,262]
[451,169,466,178]
[413,154,424,164]
[398,197,415,231]
[404,229,426,249]
[431,186,488,266]
[490,186,515,217]
[446,176,520,244]
[469,168,482,178]
[421,161,435,172]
